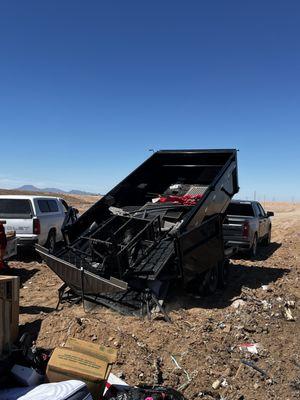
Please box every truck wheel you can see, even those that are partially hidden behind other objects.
[218,260,229,288]
[263,228,271,246]
[249,233,258,258]
[46,230,56,253]
[203,264,219,295]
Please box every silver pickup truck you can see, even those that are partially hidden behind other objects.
[223,200,274,257]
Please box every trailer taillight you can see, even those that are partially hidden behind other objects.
[33,218,41,235]
[242,221,249,238]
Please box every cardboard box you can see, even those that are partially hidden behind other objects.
[65,337,118,364]
[46,347,111,399]
[0,276,20,357]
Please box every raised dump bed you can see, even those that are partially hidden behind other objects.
[37,149,238,316]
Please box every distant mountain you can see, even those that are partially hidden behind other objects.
[15,185,97,196]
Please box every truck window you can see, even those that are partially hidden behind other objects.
[257,203,266,217]
[226,203,254,217]
[60,199,69,212]
[0,199,32,219]
[48,200,59,212]
[38,200,50,213]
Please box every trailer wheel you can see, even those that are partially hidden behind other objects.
[203,264,219,295]
[218,260,229,288]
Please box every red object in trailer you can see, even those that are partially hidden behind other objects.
[158,194,203,206]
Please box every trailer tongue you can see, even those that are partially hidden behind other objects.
[36,149,238,316]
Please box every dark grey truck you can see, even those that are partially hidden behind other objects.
[223,200,274,257]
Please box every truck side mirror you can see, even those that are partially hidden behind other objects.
[266,211,274,217]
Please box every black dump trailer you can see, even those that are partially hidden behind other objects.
[37,149,238,316]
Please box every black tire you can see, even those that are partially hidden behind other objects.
[263,227,271,246]
[218,260,230,288]
[203,264,219,295]
[249,233,258,258]
[46,230,56,253]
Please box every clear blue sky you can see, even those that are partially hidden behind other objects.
[0,1,299,201]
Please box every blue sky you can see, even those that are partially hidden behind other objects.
[0,1,299,201]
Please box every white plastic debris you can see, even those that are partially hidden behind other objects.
[283,303,295,321]
[221,378,228,388]
[238,343,259,355]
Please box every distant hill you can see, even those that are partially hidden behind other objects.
[15,185,97,196]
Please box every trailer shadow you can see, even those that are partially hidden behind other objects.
[166,263,289,312]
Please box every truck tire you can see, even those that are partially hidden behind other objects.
[263,227,271,246]
[218,260,229,288]
[249,233,258,258]
[203,264,219,295]
[46,230,56,254]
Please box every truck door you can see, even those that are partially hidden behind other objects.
[256,203,267,238]
[259,203,269,237]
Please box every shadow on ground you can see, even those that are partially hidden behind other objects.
[18,319,43,342]
[20,305,56,315]
[231,242,282,262]
[167,263,289,312]
[2,266,40,285]
[1,268,40,285]
[14,247,42,263]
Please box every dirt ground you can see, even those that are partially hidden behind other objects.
[5,197,300,400]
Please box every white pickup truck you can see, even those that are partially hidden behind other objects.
[0,195,74,252]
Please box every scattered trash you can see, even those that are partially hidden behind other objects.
[285,300,296,308]
[238,343,259,355]
[0,380,93,400]
[261,300,272,310]
[11,364,44,386]
[104,373,129,398]
[211,379,221,390]
[261,285,269,291]
[211,377,228,390]
[46,338,117,398]
[171,355,197,392]
[283,302,296,321]
[231,299,245,309]
[105,386,185,400]
[221,378,228,388]
[241,360,269,379]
